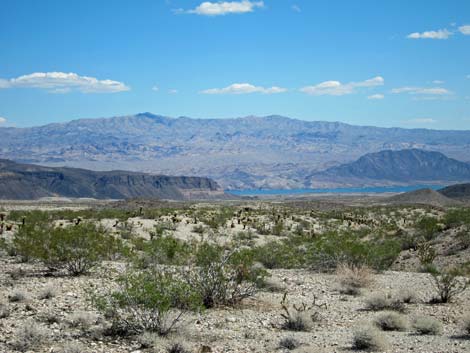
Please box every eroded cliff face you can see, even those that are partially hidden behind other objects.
[0,159,223,200]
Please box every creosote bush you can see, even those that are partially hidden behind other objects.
[92,269,202,336]
[430,268,468,303]
[186,243,266,308]
[12,223,124,275]
[412,316,443,335]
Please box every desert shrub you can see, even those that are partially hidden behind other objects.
[9,289,27,302]
[396,288,417,304]
[430,268,468,303]
[92,269,202,336]
[38,284,57,300]
[251,240,305,269]
[352,326,388,351]
[412,316,442,335]
[68,311,97,329]
[417,242,437,265]
[187,244,266,308]
[364,293,405,312]
[12,223,124,275]
[279,337,300,350]
[336,263,373,295]
[373,312,408,331]
[136,235,191,268]
[415,216,440,241]
[444,208,470,228]
[306,231,401,272]
[260,277,287,292]
[167,343,191,353]
[11,321,48,352]
[280,293,326,332]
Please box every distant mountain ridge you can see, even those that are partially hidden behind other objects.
[439,183,470,201]
[309,149,470,187]
[0,159,224,200]
[1,113,470,189]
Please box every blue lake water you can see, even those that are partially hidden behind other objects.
[228,184,445,196]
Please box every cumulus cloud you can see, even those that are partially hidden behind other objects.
[201,83,287,94]
[168,89,178,94]
[407,29,452,39]
[367,94,384,100]
[292,5,301,12]
[182,1,264,16]
[391,86,451,95]
[459,25,470,35]
[0,117,7,124]
[300,76,384,96]
[0,72,129,93]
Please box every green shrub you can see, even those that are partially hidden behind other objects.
[187,244,266,308]
[92,269,202,336]
[444,208,470,228]
[430,268,468,303]
[135,236,191,268]
[415,216,440,241]
[12,223,124,275]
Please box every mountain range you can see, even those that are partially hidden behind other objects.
[0,159,223,200]
[1,113,470,189]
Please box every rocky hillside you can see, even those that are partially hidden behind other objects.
[439,183,470,201]
[0,159,224,200]
[308,149,470,188]
[1,113,470,189]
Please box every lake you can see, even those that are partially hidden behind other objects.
[228,184,446,196]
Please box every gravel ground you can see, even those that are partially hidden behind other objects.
[1,257,469,353]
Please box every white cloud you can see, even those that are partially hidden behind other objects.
[432,80,444,84]
[367,94,384,100]
[467,75,470,79]
[292,5,301,12]
[201,83,287,94]
[406,118,437,124]
[0,117,7,124]
[168,89,178,94]
[391,86,451,95]
[0,72,129,93]
[152,86,159,91]
[407,29,452,39]
[300,76,384,96]
[183,1,264,16]
[459,25,470,35]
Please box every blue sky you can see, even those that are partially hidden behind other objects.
[0,0,469,129]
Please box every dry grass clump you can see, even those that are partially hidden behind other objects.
[8,289,27,302]
[396,288,417,304]
[352,326,388,351]
[373,312,408,331]
[38,284,57,300]
[336,263,373,295]
[412,316,443,335]
[261,277,287,293]
[11,321,48,352]
[364,292,405,312]
[67,311,97,329]
[279,337,301,350]
[281,311,314,331]
[167,343,191,353]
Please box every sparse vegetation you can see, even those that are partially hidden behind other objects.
[352,326,388,351]
[11,321,47,352]
[373,312,408,331]
[412,316,443,335]
[430,268,468,303]
[279,337,300,350]
[336,263,373,295]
